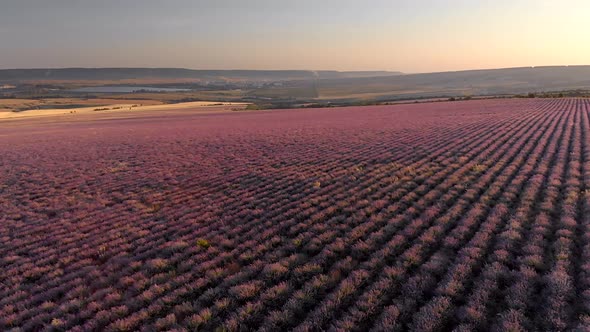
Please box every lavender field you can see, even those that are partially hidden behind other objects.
[1,99,590,331]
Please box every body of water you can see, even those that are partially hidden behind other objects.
[71,86,191,93]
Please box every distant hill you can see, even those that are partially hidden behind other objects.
[0,68,402,83]
[315,66,590,100]
[3,66,590,102]
[316,71,399,79]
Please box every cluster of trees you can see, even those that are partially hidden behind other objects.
[515,90,590,99]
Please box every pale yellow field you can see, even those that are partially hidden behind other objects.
[0,98,163,113]
[0,101,249,120]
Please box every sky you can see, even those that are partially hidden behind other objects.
[1,0,589,73]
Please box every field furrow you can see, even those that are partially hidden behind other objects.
[1,99,588,331]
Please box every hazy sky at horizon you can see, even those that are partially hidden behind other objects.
[1,0,589,72]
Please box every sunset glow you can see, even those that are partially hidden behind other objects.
[2,0,589,72]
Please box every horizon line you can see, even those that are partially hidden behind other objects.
[0,64,588,76]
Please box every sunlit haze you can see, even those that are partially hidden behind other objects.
[2,0,589,72]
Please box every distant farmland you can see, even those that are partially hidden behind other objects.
[1,99,589,331]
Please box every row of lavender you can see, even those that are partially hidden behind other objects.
[0,99,588,331]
